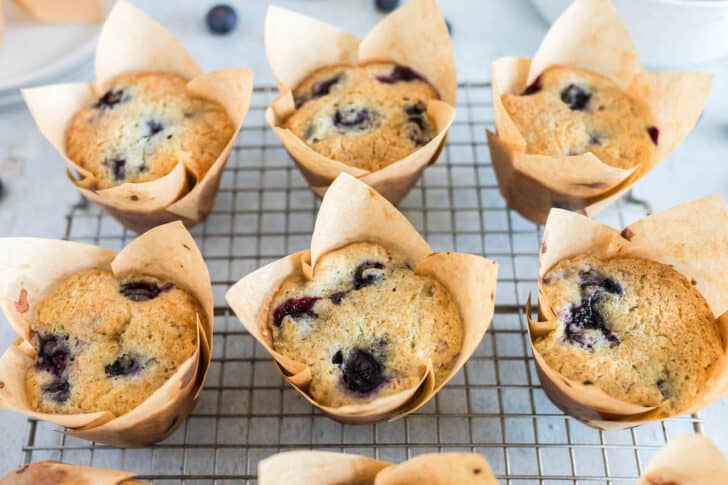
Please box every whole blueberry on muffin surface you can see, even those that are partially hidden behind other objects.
[284,62,440,172]
[24,269,202,416]
[66,72,234,189]
[268,242,463,407]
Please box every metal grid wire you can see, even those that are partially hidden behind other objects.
[19,82,701,484]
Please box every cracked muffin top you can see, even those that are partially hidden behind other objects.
[66,71,234,189]
[267,242,463,407]
[25,268,201,416]
[284,63,440,172]
[501,66,658,170]
[535,254,722,410]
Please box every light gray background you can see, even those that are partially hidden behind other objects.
[0,0,726,475]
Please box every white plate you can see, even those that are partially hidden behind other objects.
[0,1,102,94]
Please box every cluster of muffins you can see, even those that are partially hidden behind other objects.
[1,0,726,482]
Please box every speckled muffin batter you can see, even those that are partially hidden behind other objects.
[25,269,201,416]
[284,63,439,171]
[66,71,234,189]
[501,66,657,169]
[267,242,463,407]
[535,254,722,410]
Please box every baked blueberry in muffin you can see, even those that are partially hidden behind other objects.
[501,66,657,169]
[25,269,201,416]
[284,63,439,171]
[267,242,462,407]
[535,255,722,410]
[66,72,235,189]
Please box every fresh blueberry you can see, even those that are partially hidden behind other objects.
[333,107,370,128]
[329,291,348,305]
[206,4,237,35]
[42,378,70,403]
[331,350,343,365]
[94,89,125,110]
[375,0,400,13]
[119,280,174,302]
[375,65,424,84]
[341,349,385,394]
[35,333,71,378]
[560,84,591,111]
[312,74,344,98]
[105,353,143,377]
[578,268,623,296]
[445,18,453,36]
[353,261,385,290]
[272,296,320,327]
[146,120,164,137]
[522,76,542,95]
[647,126,659,145]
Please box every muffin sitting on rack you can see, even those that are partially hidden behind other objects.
[284,62,440,172]
[25,268,201,416]
[268,242,463,407]
[534,254,722,410]
[66,71,235,189]
[501,66,657,170]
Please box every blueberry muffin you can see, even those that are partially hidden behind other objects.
[501,66,657,169]
[66,72,235,189]
[535,254,722,410]
[267,242,462,407]
[25,269,201,416]
[284,63,439,171]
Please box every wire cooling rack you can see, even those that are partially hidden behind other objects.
[18,82,701,484]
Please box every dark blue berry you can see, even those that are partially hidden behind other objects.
[578,268,623,296]
[119,280,174,302]
[94,89,125,110]
[331,350,343,365]
[109,158,126,181]
[405,102,427,130]
[375,0,400,13]
[563,293,620,349]
[272,296,320,327]
[329,291,348,305]
[206,4,238,35]
[342,349,385,394]
[35,333,71,378]
[353,261,385,290]
[647,126,659,145]
[105,354,143,377]
[312,74,344,98]
[560,84,591,111]
[333,108,370,128]
[146,120,164,137]
[445,18,453,36]
[42,378,70,403]
[375,65,424,84]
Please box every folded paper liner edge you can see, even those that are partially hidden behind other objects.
[0,460,147,485]
[527,196,728,429]
[226,173,497,423]
[638,433,728,485]
[0,221,214,446]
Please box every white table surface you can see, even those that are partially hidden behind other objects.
[0,0,726,474]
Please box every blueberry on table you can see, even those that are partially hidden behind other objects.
[375,0,400,13]
[445,18,453,36]
[206,4,238,35]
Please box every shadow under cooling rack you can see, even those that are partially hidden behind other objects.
[20,82,700,484]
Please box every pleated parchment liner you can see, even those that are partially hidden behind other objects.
[264,0,456,204]
[527,196,728,430]
[226,173,498,424]
[0,221,214,447]
[0,461,147,485]
[487,0,713,225]
[22,0,253,234]
[258,451,497,485]
[639,434,728,485]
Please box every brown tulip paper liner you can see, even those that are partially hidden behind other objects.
[639,434,728,485]
[258,451,497,485]
[526,196,728,430]
[488,0,712,224]
[0,460,147,485]
[0,221,214,447]
[22,0,253,234]
[227,173,497,424]
[263,0,456,204]
[12,0,105,23]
